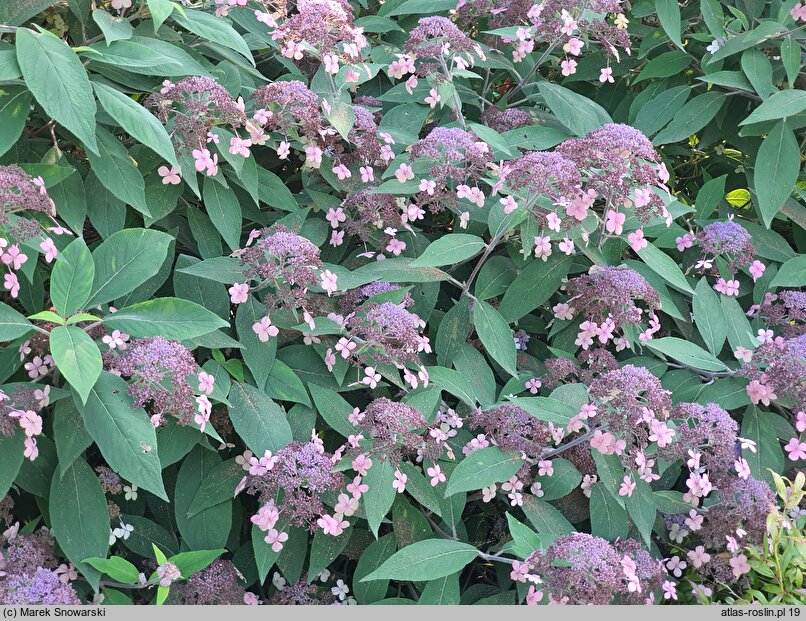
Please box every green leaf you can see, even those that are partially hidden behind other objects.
[0,302,33,341]
[0,85,32,157]
[50,237,94,316]
[75,372,167,500]
[781,37,800,87]
[505,513,542,558]
[91,10,134,45]
[309,383,357,438]
[445,447,523,497]
[537,82,612,136]
[174,447,232,551]
[636,243,694,294]
[308,528,352,581]
[169,549,226,578]
[234,297,275,389]
[741,406,784,484]
[498,254,573,322]
[252,524,280,583]
[410,234,485,268]
[740,90,806,125]
[520,495,575,535]
[82,557,140,584]
[176,256,244,283]
[256,166,298,212]
[203,178,242,252]
[227,382,293,455]
[721,296,757,351]
[49,457,109,591]
[419,573,460,605]
[655,0,683,48]
[104,297,229,339]
[770,256,806,288]
[87,37,210,77]
[147,0,174,31]
[624,479,656,546]
[646,337,728,372]
[324,98,355,140]
[363,457,396,539]
[694,174,727,220]
[50,326,102,404]
[186,459,244,518]
[652,92,726,145]
[88,229,174,306]
[654,490,694,515]
[589,483,628,541]
[92,82,177,167]
[15,28,98,154]
[354,533,397,603]
[53,399,93,478]
[0,430,24,500]
[510,397,577,425]
[693,278,726,355]
[754,120,799,227]
[425,366,478,407]
[173,9,254,64]
[473,300,517,376]
[362,539,478,582]
[87,126,148,216]
[532,458,582,501]
[633,85,690,136]
[635,51,691,83]
[741,49,775,99]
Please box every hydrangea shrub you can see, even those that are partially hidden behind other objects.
[0,0,804,606]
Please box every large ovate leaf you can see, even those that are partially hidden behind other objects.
[49,457,109,591]
[88,229,174,306]
[227,382,293,455]
[75,372,167,499]
[445,447,523,497]
[410,234,485,268]
[473,300,517,376]
[50,237,94,316]
[49,326,102,404]
[104,297,229,339]
[754,120,800,227]
[362,539,478,582]
[15,28,98,154]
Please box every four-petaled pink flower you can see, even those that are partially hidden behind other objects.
[264,528,289,552]
[352,454,372,476]
[605,210,626,235]
[687,546,711,568]
[158,165,181,185]
[714,277,739,297]
[599,66,614,83]
[426,464,445,487]
[392,469,407,493]
[2,245,28,270]
[618,475,636,497]
[784,437,806,461]
[560,58,577,76]
[228,282,249,304]
[627,228,648,252]
[748,260,765,282]
[395,163,414,183]
[39,238,58,263]
[252,316,279,342]
[746,379,777,406]
[729,554,750,579]
[317,513,349,536]
[425,88,441,108]
[320,269,338,296]
[102,330,129,351]
[197,371,215,395]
